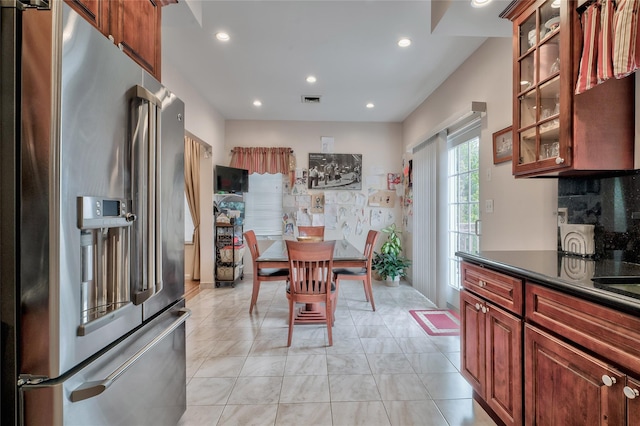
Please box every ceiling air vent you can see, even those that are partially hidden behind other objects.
[301,95,321,104]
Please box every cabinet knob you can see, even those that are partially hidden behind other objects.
[481,305,489,314]
[602,375,617,387]
[478,280,485,287]
[555,157,565,165]
[624,386,639,399]
[475,303,481,311]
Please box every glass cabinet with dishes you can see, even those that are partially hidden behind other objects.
[501,0,634,177]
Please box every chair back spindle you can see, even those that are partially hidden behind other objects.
[285,240,337,346]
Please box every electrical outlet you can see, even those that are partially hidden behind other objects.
[557,208,568,226]
[485,199,494,213]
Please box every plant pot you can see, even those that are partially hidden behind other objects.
[385,276,400,287]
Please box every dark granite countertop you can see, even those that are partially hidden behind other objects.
[456,250,640,316]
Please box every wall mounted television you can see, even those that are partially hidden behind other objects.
[215,165,249,193]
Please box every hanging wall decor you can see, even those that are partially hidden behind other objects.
[308,153,362,190]
[493,126,513,164]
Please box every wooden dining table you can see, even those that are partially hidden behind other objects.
[256,239,366,324]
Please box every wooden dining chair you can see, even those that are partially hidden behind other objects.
[285,240,337,346]
[333,230,380,311]
[297,226,325,241]
[244,230,290,314]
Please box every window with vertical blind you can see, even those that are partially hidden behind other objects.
[244,173,284,237]
[411,108,483,307]
[447,123,480,290]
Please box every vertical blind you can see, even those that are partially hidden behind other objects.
[411,110,483,307]
[411,134,440,303]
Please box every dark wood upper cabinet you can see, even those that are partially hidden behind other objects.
[64,0,161,80]
[501,0,634,177]
[109,0,161,80]
[64,0,108,34]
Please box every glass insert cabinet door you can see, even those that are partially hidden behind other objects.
[515,0,563,172]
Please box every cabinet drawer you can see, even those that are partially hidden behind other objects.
[526,283,640,375]
[461,262,523,315]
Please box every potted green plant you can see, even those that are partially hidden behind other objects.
[372,224,411,286]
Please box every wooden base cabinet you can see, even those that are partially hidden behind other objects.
[526,283,640,425]
[525,324,628,425]
[627,377,640,424]
[461,290,523,426]
[460,260,640,425]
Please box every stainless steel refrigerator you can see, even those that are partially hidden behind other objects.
[1,1,190,424]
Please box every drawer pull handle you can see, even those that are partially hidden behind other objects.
[624,386,639,399]
[602,375,617,387]
[478,280,486,287]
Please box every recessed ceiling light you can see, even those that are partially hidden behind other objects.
[253,100,262,107]
[471,0,491,7]
[366,103,375,109]
[398,38,412,48]
[215,32,230,42]
[306,75,317,83]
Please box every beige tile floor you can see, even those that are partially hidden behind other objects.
[178,276,497,426]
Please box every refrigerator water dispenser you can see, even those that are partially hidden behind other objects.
[77,196,136,335]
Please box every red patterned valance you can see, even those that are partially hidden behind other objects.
[229,147,294,175]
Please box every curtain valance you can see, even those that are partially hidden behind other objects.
[229,147,294,175]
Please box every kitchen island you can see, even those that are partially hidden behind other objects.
[456,250,640,426]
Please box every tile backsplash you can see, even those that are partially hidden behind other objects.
[558,170,640,264]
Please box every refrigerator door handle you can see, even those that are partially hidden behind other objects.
[130,85,163,304]
[69,307,191,403]
[155,110,163,295]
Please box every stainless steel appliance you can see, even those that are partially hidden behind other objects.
[0,1,190,424]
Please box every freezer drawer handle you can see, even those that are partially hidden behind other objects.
[69,307,191,403]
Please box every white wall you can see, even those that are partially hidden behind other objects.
[224,120,404,260]
[162,63,226,287]
[403,37,559,252]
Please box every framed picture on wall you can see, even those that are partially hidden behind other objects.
[308,153,362,190]
[493,126,513,164]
